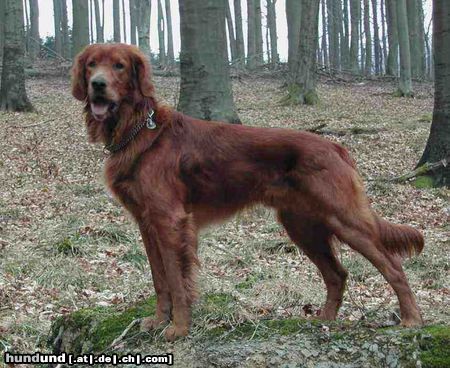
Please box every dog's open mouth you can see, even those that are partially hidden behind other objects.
[90,98,118,121]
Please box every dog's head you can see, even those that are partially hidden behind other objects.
[71,43,154,122]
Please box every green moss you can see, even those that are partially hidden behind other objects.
[414,176,435,189]
[48,296,157,354]
[304,90,319,105]
[419,325,450,368]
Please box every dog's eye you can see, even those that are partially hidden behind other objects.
[87,61,96,68]
[114,63,124,70]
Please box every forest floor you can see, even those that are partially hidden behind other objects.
[0,74,449,367]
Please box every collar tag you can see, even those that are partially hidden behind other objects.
[146,109,156,130]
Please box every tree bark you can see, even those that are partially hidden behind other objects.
[0,0,33,111]
[225,0,237,61]
[386,0,399,76]
[247,0,256,68]
[417,0,450,186]
[372,0,382,74]
[406,0,426,79]
[113,0,121,42]
[254,0,264,65]
[130,0,137,45]
[0,0,4,79]
[72,0,89,57]
[321,0,328,67]
[396,0,413,96]
[61,0,70,57]
[234,0,245,64]
[349,0,360,74]
[122,0,127,43]
[267,0,279,68]
[284,0,320,105]
[137,0,151,58]
[94,0,104,43]
[286,0,301,72]
[24,0,30,54]
[165,0,175,65]
[53,0,62,56]
[29,0,39,59]
[364,0,372,75]
[380,0,387,70]
[178,0,240,124]
[157,0,166,65]
[90,0,94,44]
[327,0,339,70]
[342,0,350,69]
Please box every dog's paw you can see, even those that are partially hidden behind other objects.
[164,324,189,342]
[140,317,168,332]
[400,317,424,328]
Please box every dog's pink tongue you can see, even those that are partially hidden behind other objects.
[91,103,108,116]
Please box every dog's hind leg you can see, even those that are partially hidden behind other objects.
[278,211,348,320]
[327,213,423,327]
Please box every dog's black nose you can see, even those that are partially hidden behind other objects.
[91,78,107,91]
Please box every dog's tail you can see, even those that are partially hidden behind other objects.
[375,214,424,258]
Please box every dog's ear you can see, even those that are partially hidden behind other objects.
[131,47,154,98]
[71,48,89,101]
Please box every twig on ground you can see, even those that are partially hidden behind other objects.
[107,318,142,350]
[10,118,57,129]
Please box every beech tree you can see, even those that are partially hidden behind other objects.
[386,0,399,76]
[417,0,450,186]
[29,0,39,59]
[0,0,33,111]
[178,0,240,123]
[234,0,245,64]
[157,0,166,65]
[165,0,175,66]
[283,0,320,105]
[72,0,89,57]
[286,0,301,72]
[396,0,413,96]
[94,0,104,43]
[137,0,151,58]
[113,0,121,42]
[267,0,279,68]
[349,0,360,74]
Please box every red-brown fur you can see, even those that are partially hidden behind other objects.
[72,44,424,341]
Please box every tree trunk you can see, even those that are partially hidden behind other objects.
[386,0,399,76]
[349,0,360,74]
[61,0,70,57]
[137,0,151,58]
[89,0,94,44]
[224,0,236,62]
[267,0,279,68]
[364,0,372,75]
[372,0,382,74]
[327,0,339,70]
[381,0,388,72]
[29,0,39,59]
[234,0,245,64]
[130,0,137,45]
[72,0,89,57]
[284,0,320,105]
[406,0,425,79]
[396,0,413,96]
[122,0,127,43]
[254,0,264,65]
[113,0,121,42]
[157,0,166,66]
[178,0,240,124]
[342,0,350,69]
[337,0,346,71]
[94,0,104,43]
[165,0,175,66]
[23,0,30,54]
[0,0,5,80]
[0,0,33,111]
[247,0,256,68]
[53,0,62,56]
[417,0,450,186]
[286,0,301,72]
[359,8,364,71]
[321,0,328,68]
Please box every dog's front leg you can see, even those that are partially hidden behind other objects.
[153,213,198,341]
[138,223,173,331]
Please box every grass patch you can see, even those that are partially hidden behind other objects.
[419,325,450,368]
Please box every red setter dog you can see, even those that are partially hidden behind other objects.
[72,44,424,341]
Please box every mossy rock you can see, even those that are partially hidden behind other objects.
[47,295,450,367]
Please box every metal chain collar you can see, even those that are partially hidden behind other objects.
[103,109,156,155]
